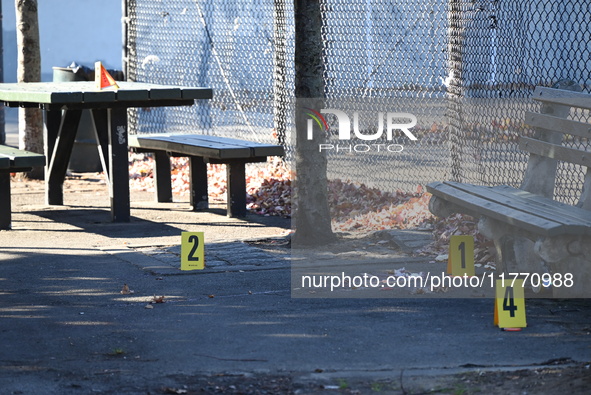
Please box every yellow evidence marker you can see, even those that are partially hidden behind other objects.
[494,279,527,329]
[181,232,205,270]
[448,235,475,276]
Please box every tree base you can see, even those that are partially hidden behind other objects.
[291,229,338,247]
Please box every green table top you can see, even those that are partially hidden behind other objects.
[0,81,212,106]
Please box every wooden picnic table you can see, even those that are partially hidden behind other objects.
[0,81,212,222]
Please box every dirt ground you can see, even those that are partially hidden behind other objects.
[143,362,591,394]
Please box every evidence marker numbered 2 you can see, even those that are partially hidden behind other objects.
[181,232,205,271]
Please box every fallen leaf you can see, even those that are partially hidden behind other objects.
[162,387,188,395]
[120,284,134,294]
[129,155,291,217]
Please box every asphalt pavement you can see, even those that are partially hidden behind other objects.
[0,122,590,394]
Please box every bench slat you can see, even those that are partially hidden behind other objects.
[188,135,285,157]
[427,182,567,236]
[533,86,591,110]
[445,181,591,229]
[165,134,257,151]
[519,136,591,168]
[491,184,591,224]
[162,135,253,152]
[114,82,213,101]
[0,146,45,168]
[164,137,252,159]
[525,111,591,139]
[129,134,284,160]
[129,135,252,159]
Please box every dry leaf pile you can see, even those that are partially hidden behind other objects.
[129,154,291,217]
[331,189,435,232]
[327,179,416,219]
[245,157,291,217]
[129,153,226,201]
[128,153,494,264]
[416,213,496,267]
[325,180,494,265]
[325,180,495,266]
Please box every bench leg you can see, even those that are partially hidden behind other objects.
[107,108,130,222]
[493,236,516,275]
[44,109,82,205]
[153,151,172,203]
[91,109,110,173]
[226,161,247,217]
[189,157,208,210]
[479,217,522,275]
[0,172,11,230]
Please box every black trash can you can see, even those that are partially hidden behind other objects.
[52,64,124,172]
[53,66,102,172]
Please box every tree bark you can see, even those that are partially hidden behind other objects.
[15,0,43,179]
[292,0,337,246]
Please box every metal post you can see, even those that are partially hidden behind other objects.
[153,151,172,202]
[107,107,130,222]
[0,172,11,229]
[189,156,208,211]
[122,0,128,80]
[43,110,63,205]
[0,1,5,145]
[226,160,246,217]
[447,0,465,183]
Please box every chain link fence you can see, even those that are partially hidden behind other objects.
[125,0,591,203]
[447,0,591,204]
[126,0,278,142]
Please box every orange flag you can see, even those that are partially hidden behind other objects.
[95,61,119,89]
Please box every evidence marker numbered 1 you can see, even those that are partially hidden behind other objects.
[181,232,205,271]
[448,235,475,277]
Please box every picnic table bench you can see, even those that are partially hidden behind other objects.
[0,145,45,229]
[0,81,212,223]
[128,134,284,217]
[427,80,591,297]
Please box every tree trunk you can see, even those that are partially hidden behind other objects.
[292,0,337,246]
[15,0,43,179]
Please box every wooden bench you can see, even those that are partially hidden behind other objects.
[427,80,591,297]
[128,134,284,217]
[0,145,45,229]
